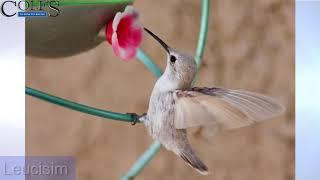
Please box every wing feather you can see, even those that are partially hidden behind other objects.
[174,87,285,130]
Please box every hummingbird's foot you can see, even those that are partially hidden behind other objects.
[127,113,147,125]
[127,113,140,125]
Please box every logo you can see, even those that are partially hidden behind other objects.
[1,0,60,17]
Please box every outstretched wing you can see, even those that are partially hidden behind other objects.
[174,87,285,130]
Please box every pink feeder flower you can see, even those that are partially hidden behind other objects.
[106,6,142,61]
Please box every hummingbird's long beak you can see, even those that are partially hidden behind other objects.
[144,27,170,53]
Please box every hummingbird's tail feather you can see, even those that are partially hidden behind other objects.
[179,149,209,175]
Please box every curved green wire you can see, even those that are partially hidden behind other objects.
[122,0,210,179]
[120,141,161,180]
[26,87,138,122]
[195,0,210,69]
[137,49,162,78]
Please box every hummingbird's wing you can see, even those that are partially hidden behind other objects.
[173,87,285,130]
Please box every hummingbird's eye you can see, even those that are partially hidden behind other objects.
[170,55,176,63]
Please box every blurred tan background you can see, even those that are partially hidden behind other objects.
[26,0,294,179]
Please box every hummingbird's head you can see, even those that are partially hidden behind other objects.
[144,28,197,84]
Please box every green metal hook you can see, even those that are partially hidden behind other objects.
[26,87,140,123]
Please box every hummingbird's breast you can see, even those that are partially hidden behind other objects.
[145,90,187,151]
[147,90,175,126]
[143,70,192,145]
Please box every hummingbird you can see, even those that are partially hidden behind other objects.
[138,28,285,175]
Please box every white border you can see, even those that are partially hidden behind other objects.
[0,1,25,156]
[296,1,320,180]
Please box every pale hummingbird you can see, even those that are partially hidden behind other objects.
[136,28,285,175]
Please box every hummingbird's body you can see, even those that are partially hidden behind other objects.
[141,51,208,173]
[140,28,284,175]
